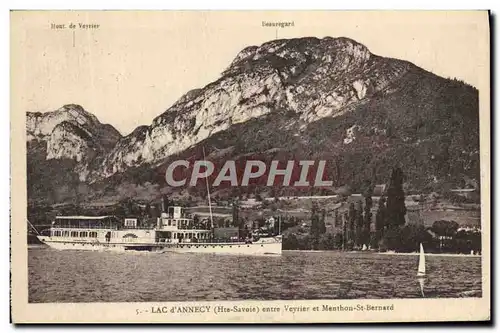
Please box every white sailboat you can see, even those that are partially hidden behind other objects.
[417,243,426,297]
[417,243,426,277]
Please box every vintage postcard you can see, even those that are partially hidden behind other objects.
[10,10,490,323]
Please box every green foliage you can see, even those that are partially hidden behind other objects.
[382,223,433,252]
[375,196,387,246]
[309,202,326,249]
[386,167,407,228]
[431,220,459,237]
[232,199,240,227]
[348,202,356,247]
[454,229,481,254]
[362,185,373,246]
[283,232,342,250]
[355,201,363,247]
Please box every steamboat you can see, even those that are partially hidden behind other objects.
[34,205,282,255]
[35,147,281,255]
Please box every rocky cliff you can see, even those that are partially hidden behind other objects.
[27,104,121,182]
[90,37,412,181]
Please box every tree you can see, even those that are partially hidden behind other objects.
[375,196,387,247]
[283,234,299,250]
[193,214,200,227]
[348,202,356,249]
[355,201,363,248]
[145,203,152,218]
[310,202,319,236]
[186,195,193,206]
[310,202,323,249]
[363,185,373,247]
[383,223,432,252]
[386,167,407,228]
[342,212,348,250]
[399,224,433,252]
[431,220,459,252]
[334,209,341,227]
[320,208,327,234]
[455,229,481,254]
[232,199,240,227]
[162,194,170,212]
[319,233,335,250]
[151,203,161,218]
[431,220,459,237]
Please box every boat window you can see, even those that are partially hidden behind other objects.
[79,231,87,237]
[71,231,78,237]
[89,232,97,238]
[63,231,69,237]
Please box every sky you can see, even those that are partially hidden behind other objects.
[12,11,489,136]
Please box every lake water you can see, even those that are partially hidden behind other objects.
[28,247,482,303]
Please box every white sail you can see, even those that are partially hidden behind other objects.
[417,243,426,277]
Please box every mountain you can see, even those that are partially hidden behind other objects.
[27,104,122,204]
[26,37,480,205]
[89,37,413,181]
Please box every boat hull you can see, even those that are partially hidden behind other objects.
[161,241,282,255]
[36,236,282,255]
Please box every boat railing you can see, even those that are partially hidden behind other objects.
[53,225,120,230]
[158,224,210,231]
[178,238,249,244]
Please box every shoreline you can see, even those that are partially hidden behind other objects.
[379,252,481,258]
[283,250,481,257]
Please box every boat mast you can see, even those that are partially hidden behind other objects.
[27,219,40,235]
[202,147,214,229]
